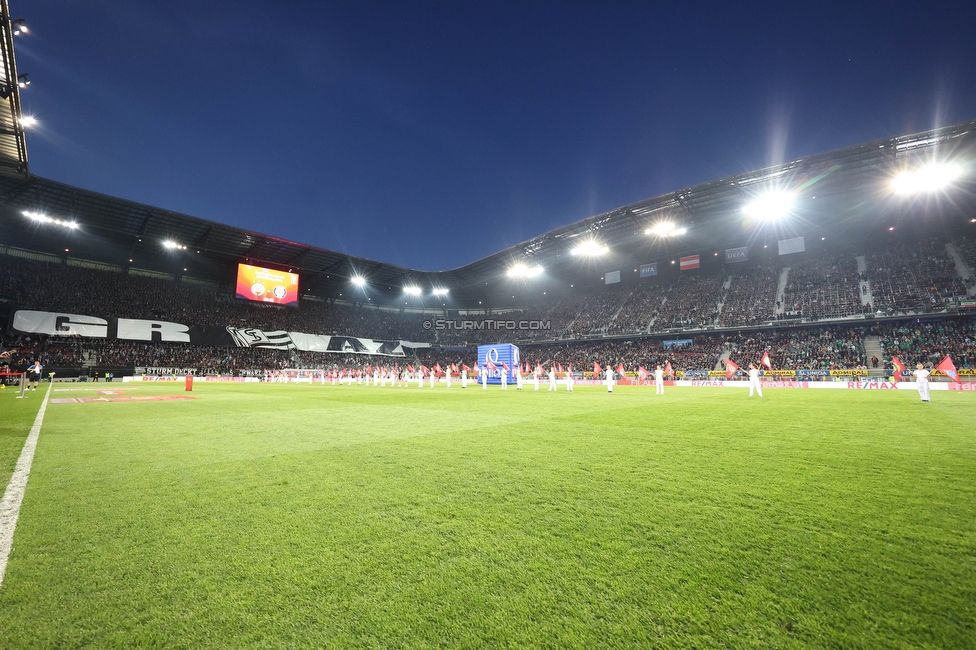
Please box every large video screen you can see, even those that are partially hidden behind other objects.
[235,263,300,306]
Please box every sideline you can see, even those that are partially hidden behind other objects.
[0,381,53,588]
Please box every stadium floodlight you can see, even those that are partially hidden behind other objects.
[403,285,422,296]
[892,163,963,195]
[20,115,36,128]
[351,276,367,287]
[162,240,187,250]
[645,222,686,237]
[507,263,544,278]
[432,288,449,296]
[17,74,30,88]
[11,19,27,35]
[742,191,795,221]
[22,210,79,229]
[571,239,609,256]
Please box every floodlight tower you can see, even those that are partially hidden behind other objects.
[0,0,29,178]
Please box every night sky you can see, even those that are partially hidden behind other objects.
[16,1,976,271]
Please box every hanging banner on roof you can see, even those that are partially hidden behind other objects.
[604,270,621,285]
[725,246,749,263]
[11,310,428,356]
[778,236,805,255]
[679,255,700,271]
[639,263,657,277]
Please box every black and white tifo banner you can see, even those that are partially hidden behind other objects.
[11,310,430,357]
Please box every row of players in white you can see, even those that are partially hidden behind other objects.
[342,366,683,394]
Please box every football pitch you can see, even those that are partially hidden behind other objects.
[0,382,974,648]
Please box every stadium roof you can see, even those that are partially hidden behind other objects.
[0,1,29,179]
[1,119,975,307]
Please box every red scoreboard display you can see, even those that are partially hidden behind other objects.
[235,263,299,306]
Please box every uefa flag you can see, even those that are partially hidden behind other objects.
[664,360,673,378]
[761,351,772,369]
[935,355,961,383]
[891,356,905,381]
[638,366,648,380]
[725,359,740,379]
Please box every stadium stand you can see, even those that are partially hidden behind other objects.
[718,264,780,326]
[779,253,866,321]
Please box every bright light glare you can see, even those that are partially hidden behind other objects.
[645,222,686,237]
[571,240,609,256]
[162,240,187,250]
[892,163,963,194]
[20,115,37,128]
[432,288,449,296]
[351,276,367,287]
[22,210,78,229]
[507,263,544,278]
[403,285,422,296]
[646,224,688,237]
[743,192,795,220]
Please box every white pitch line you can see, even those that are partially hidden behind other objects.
[0,382,53,588]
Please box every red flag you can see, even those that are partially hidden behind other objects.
[557,363,563,373]
[664,360,673,378]
[725,358,740,380]
[434,363,442,373]
[935,355,961,383]
[366,364,371,373]
[679,254,700,271]
[536,364,543,374]
[407,365,415,372]
[501,362,509,370]
[638,366,648,379]
[616,363,626,378]
[473,362,479,371]
[567,364,572,373]
[486,360,496,370]
[451,363,458,373]
[761,351,772,370]
[462,363,470,371]
[891,356,905,382]
[593,361,602,377]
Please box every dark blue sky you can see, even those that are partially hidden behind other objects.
[17,1,976,271]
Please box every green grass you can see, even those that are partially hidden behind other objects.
[1,382,974,648]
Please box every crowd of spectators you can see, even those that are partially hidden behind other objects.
[3,241,975,376]
[725,326,868,370]
[718,265,779,326]
[566,285,632,336]
[874,318,976,369]
[866,240,967,314]
[608,283,667,334]
[780,254,864,320]
[652,273,723,329]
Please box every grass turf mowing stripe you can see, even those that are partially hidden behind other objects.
[0,382,52,587]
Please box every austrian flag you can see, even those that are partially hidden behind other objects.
[725,358,740,379]
[935,355,961,383]
[679,254,700,271]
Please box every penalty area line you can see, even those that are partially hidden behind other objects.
[0,381,53,588]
